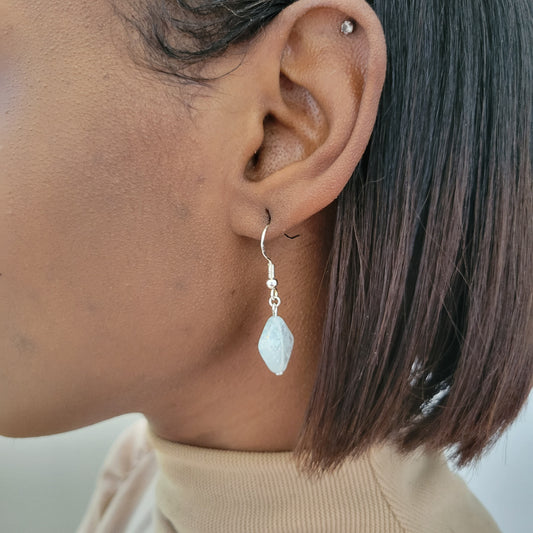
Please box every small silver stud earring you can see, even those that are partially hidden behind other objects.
[257,216,294,376]
[340,20,354,35]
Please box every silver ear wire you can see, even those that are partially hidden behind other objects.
[340,20,354,35]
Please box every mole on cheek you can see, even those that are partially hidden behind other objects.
[11,332,37,357]
[174,203,191,220]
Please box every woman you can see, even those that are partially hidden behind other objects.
[1,0,531,531]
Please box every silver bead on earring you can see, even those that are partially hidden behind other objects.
[257,218,294,376]
[340,20,354,35]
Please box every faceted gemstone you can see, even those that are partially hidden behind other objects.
[258,315,294,375]
[340,20,354,35]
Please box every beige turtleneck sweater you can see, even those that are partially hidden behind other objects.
[77,417,500,532]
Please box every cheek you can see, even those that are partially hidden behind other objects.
[0,51,222,435]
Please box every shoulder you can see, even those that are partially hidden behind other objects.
[368,445,501,533]
[76,417,157,533]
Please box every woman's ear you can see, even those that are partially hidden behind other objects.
[225,0,386,239]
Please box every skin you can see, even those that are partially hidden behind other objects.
[0,0,386,451]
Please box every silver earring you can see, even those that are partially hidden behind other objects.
[257,217,294,376]
[340,20,354,35]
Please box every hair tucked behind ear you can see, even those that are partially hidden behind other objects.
[117,0,533,472]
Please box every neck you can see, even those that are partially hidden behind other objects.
[143,204,335,452]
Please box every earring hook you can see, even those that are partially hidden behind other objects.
[261,221,272,263]
[262,209,300,256]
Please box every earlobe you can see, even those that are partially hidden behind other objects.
[227,0,386,240]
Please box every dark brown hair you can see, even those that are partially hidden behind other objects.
[116,0,533,472]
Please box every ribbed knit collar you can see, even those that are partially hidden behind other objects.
[145,424,404,533]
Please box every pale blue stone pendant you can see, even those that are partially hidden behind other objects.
[258,315,294,375]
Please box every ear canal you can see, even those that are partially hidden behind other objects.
[244,74,328,184]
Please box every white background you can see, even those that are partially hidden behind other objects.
[1,393,531,533]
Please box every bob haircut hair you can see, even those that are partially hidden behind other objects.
[115,0,533,473]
